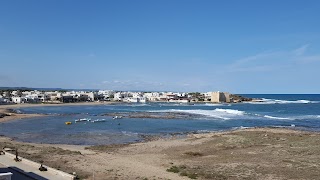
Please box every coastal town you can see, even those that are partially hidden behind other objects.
[1,0,319,179]
[0,89,252,105]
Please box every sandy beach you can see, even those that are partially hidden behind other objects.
[1,127,320,180]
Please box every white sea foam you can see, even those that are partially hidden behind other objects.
[295,115,320,120]
[263,114,320,121]
[264,115,294,120]
[204,103,225,106]
[121,131,139,136]
[232,126,252,130]
[271,125,297,128]
[151,108,245,120]
[196,130,213,133]
[246,98,318,104]
[214,108,245,115]
[157,103,189,107]
[128,104,151,107]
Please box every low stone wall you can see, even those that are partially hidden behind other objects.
[3,151,76,180]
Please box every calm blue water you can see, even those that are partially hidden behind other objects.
[1,94,320,145]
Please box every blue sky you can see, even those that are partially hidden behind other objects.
[0,0,319,93]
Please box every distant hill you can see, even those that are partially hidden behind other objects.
[0,87,35,90]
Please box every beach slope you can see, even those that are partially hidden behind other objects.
[1,128,320,179]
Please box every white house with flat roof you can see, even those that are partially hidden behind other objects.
[11,97,25,104]
[114,92,124,101]
[143,92,161,101]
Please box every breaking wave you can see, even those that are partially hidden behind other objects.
[263,114,320,121]
[264,115,294,120]
[203,103,226,106]
[247,98,319,104]
[232,126,253,130]
[151,108,245,120]
[151,108,320,121]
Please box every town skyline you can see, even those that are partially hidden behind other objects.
[1,1,320,93]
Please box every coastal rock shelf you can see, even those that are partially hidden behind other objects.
[102,112,201,119]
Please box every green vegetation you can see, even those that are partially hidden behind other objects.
[166,165,199,179]
[188,92,206,101]
[184,151,204,156]
[166,166,180,173]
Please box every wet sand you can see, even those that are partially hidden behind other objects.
[0,108,44,123]
[1,128,320,180]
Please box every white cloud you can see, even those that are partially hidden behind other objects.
[224,44,317,73]
[296,55,320,64]
[293,44,309,56]
[225,51,282,73]
[231,51,280,66]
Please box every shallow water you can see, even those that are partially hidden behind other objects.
[1,94,320,145]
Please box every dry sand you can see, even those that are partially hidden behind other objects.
[1,128,320,180]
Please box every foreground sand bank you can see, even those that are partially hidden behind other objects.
[1,128,320,180]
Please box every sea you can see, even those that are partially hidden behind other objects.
[1,94,320,145]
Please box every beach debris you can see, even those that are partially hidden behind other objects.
[39,164,47,171]
[90,119,106,123]
[72,172,78,179]
[113,116,123,119]
[39,161,48,171]
[75,118,91,123]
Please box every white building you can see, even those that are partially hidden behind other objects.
[11,97,26,104]
[25,94,40,102]
[48,92,62,101]
[139,97,147,103]
[85,92,95,101]
[22,91,32,96]
[203,92,212,101]
[124,97,147,103]
[168,99,190,103]
[144,92,161,101]
[114,92,124,101]
[98,90,114,97]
